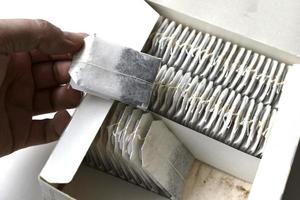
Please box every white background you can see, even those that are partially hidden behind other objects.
[0,1,158,199]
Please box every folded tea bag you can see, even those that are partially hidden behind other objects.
[69,35,161,109]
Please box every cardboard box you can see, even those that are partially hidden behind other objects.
[39,0,300,199]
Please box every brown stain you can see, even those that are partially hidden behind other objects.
[220,176,234,188]
[236,185,250,199]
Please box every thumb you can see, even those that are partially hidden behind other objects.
[0,19,84,54]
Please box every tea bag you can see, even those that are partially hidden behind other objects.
[200,38,223,78]
[162,24,183,64]
[187,33,210,73]
[173,30,196,69]
[264,63,286,105]
[210,90,236,138]
[215,44,238,85]
[167,27,190,66]
[142,121,194,200]
[155,21,176,57]
[106,106,127,178]
[179,32,203,71]
[225,96,249,145]
[247,105,271,154]
[235,53,259,93]
[69,35,161,109]
[182,78,207,126]
[173,76,199,122]
[196,85,222,132]
[217,93,242,140]
[159,70,183,114]
[128,113,162,192]
[232,99,255,148]
[208,42,231,81]
[120,109,144,184]
[254,109,277,157]
[148,18,170,55]
[152,67,175,111]
[222,48,246,87]
[189,81,214,128]
[167,73,191,117]
[203,88,229,135]
[228,50,252,89]
[151,65,168,104]
[240,103,264,152]
[257,60,278,102]
[242,55,265,96]
[272,65,289,107]
[193,36,217,76]
[250,58,271,99]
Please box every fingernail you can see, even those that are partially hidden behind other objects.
[63,32,84,48]
[54,110,71,136]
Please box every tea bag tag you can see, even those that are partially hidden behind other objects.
[69,35,161,110]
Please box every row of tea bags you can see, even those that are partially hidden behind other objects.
[148,18,289,107]
[150,66,277,157]
[85,103,194,200]
[147,17,289,157]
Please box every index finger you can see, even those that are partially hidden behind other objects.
[0,19,84,55]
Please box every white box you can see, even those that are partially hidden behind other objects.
[39,0,300,199]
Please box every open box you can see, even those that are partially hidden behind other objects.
[39,0,300,199]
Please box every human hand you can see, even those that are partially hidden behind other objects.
[0,19,84,157]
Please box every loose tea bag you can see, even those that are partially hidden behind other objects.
[142,121,194,200]
[69,35,161,109]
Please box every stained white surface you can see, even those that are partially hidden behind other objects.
[0,1,157,200]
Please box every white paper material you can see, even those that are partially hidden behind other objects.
[40,95,114,184]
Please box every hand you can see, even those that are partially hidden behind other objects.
[0,19,84,157]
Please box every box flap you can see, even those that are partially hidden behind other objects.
[40,95,113,184]
[93,0,159,51]
[147,0,300,64]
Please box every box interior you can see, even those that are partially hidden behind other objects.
[40,1,300,199]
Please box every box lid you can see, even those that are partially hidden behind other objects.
[147,0,300,64]
[40,95,113,184]
[93,0,159,51]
